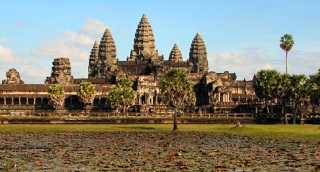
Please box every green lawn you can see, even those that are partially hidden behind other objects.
[0,124,319,141]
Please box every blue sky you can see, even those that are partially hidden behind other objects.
[0,0,319,83]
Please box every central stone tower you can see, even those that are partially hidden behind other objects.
[128,14,162,62]
[189,33,208,73]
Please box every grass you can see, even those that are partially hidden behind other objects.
[0,124,319,141]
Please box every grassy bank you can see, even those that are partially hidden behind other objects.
[0,124,319,141]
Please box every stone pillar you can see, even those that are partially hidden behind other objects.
[11,98,14,105]
[33,98,36,105]
[26,98,29,105]
[150,96,153,105]
[218,93,221,102]
[19,96,21,105]
[4,98,6,105]
[137,94,141,104]
[227,92,230,102]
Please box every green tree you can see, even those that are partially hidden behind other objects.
[48,84,65,109]
[288,74,308,124]
[160,69,196,131]
[276,73,291,124]
[253,69,280,114]
[309,72,320,113]
[280,34,294,74]
[108,78,135,114]
[77,82,95,106]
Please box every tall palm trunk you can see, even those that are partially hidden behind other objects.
[286,51,288,74]
[283,99,288,124]
[265,98,270,114]
[173,107,178,131]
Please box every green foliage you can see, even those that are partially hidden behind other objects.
[280,34,294,74]
[280,34,294,52]
[77,82,95,105]
[288,74,308,101]
[160,69,196,109]
[308,73,320,105]
[109,78,135,112]
[253,69,280,102]
[48,84,65,108]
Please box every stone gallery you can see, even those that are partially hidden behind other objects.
[0,14,256,115]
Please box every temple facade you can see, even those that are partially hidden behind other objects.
[0,14,257,115]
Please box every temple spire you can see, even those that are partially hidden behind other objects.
[88,41,99,79]
[189,32,208,73]
[128,14,160,61]
[169,44,183,62]
[99,28,116,62]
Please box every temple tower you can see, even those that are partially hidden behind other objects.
[96,29,117,78]
[88,41,99,79]
[2,68,24,84]
[189,33,208,73]
[128,14,161,62]
[169,44,183,62]
[45,58,74,85]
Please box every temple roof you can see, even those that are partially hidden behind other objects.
[128,14,158,61]
[169,44,183,62]
[99,28,116,62]
[189,33,207,61]
[189,32,208,73]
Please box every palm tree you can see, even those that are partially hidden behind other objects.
[48,84,65,109]
[288,74,308,124]
[77,82,95,106]
[253,69,280,114]
[160,69,196,131]
[280,34,294,74]
[309,72,320,113]
[277,73,291,124]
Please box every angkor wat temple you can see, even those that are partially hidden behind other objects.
[0,14,257,116]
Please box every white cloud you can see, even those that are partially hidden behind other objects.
[260,63,273,70]
[31,17,108,61]
[0,37,8,42]
[210,48,269,80]
[0,45,22,64]
[79,17,108,37]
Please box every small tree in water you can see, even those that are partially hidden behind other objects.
[160,69,196,131]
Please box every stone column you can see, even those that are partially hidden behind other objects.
[4,98,6,105]
[150,96,153,105]
[19,96,21,105]
[11,98,14,105]
[33,98,36,105]
[26,98,29,105]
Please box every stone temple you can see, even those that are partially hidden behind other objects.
[0,14,257,115]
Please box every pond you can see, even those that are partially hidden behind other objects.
[0,131,319,171]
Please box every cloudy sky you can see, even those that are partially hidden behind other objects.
[0,0,319,83]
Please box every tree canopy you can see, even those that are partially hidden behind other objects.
[48,84,65,108]
[160,69,196,130]
[280,34,294,74]
[77,82,95,105]
[108,77,135,113]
